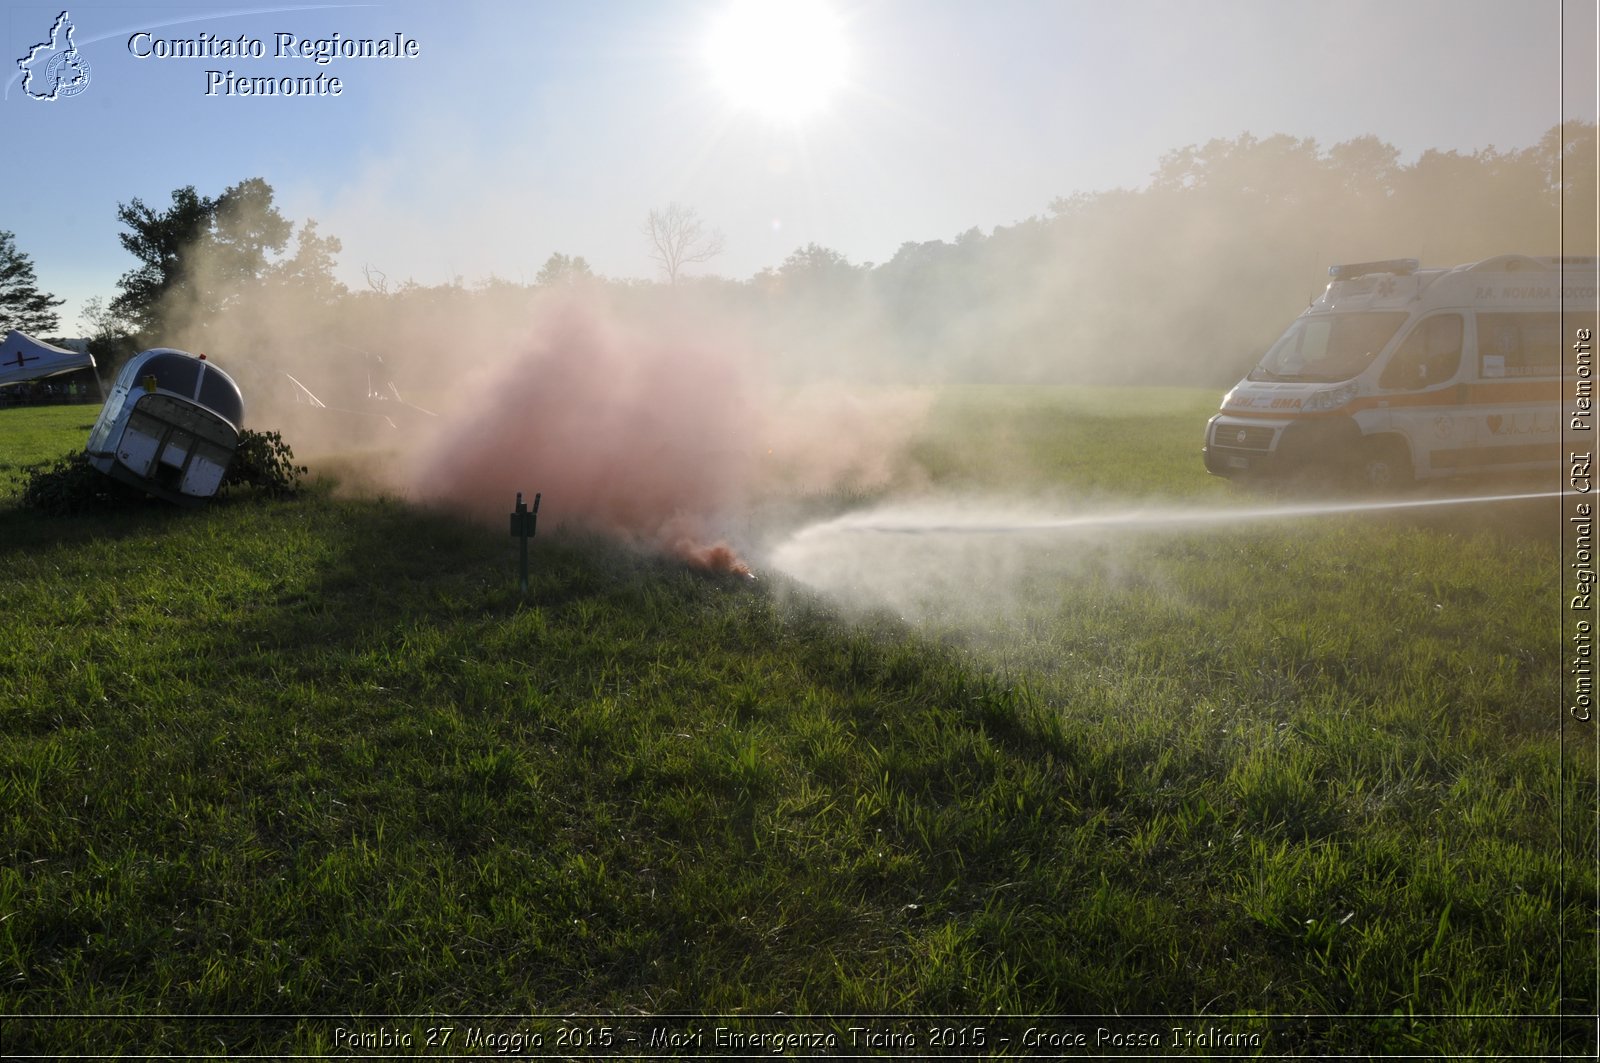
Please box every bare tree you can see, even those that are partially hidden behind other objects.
[642,203,725,284]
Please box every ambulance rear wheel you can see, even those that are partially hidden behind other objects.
[1354,438,1412,492]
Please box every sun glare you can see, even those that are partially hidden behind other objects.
[704,0,849,122]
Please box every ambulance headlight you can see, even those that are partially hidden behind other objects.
[1305,382,1359,411]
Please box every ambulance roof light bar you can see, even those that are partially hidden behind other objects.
[1328,258,1420,281]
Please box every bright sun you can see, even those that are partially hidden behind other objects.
[704,0,849,122]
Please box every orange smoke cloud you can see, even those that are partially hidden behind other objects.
[409,300,757,574]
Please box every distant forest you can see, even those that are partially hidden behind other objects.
[20,121,1600,392]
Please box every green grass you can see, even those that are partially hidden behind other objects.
[0,394,1592,1056]
[0,406,99,501]
[906,384,1234,497]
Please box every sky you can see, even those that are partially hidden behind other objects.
[2,0,1596,335]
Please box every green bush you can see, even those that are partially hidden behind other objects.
[12,450,142,515]
[13,428,306,513]
[221,429,307,496]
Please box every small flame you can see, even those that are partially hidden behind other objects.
[674,538,754,578]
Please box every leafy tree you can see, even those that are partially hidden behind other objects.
[771,243,860,298]
[643,203,724,284]
[0,229,65,334]
[872,239,962,345]
[536,252,594,287]
[207,177,293,307]
[111,185,216,336]
[1150,132,1325,202]
[272,219,346,305]
[111,178,294,337]
[1326,135,1401,201]
[1534,120,1598,253]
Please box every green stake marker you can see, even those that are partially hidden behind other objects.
[510,491,540,593]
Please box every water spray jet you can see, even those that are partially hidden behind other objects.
[787,489,1562,542]
[765,487,1562,627]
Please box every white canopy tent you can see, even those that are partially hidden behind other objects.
[0,330,96,387]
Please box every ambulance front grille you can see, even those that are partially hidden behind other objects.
[1212,423,1275,451]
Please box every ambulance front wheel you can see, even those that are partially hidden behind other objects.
[1353,437,1413,492]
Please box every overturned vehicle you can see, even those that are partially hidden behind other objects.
[86,348,244,505]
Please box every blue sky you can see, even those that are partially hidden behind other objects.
[3,0,1595,333]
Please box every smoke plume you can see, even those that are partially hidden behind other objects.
[408,298,758,572]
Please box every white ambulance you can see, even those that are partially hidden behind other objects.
[1203,254,1595,487]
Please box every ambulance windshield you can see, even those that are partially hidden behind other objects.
[1249,312,1407,383]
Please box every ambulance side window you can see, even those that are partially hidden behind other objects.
[1379,313,1462,390]
[1478,312,1560,378]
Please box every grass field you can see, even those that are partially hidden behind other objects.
[1,394,1593,1056]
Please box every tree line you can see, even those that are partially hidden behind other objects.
[2,120,1594,388]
